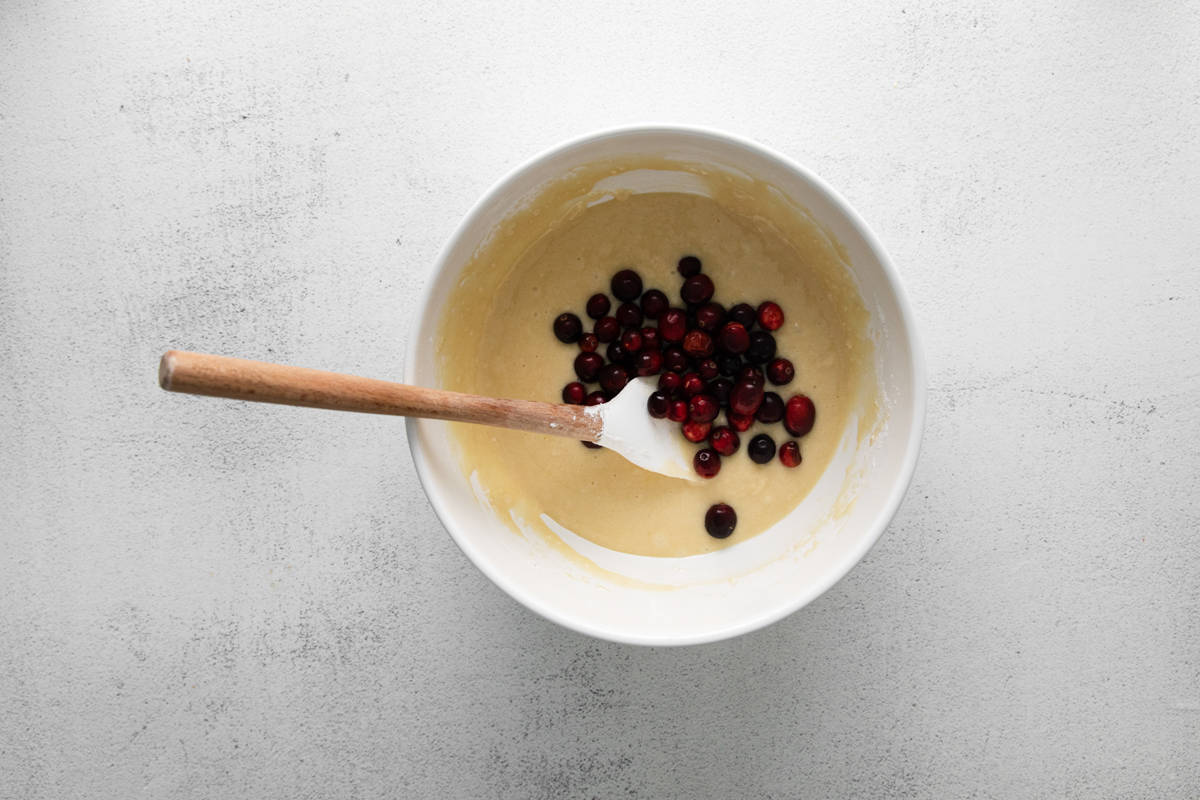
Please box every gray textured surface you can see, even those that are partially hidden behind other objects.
[2,1,1199,797]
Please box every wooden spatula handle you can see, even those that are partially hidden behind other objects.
[158,350,600,441]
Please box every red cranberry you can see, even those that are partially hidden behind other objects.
[578,333,599,353]
[682,373,705,397]
[745,331,776,364]
[697,358,719,380]
[668,400,689,422]
[640,326,661,350]
[584,391,607,406]
[718,322,750,354]
[599,364,629,394]
[646,390,670,418]
[635,349,663,376]
[659,308,688,342]
[663,346,689,373]
[704,503,737,538]
[688,393,718,423]
[693,448,721,478]
[585,293,611,320]
[640,289,669,320]
[605,340,628,365]
[728,303,756,328]
[682,329,714,358]
[695,303,725,333]
[727,411,755,432]
[748,433,776,463]
[658,371,682,394]
[682,420,712,443]
[553,312,582,343]
[621,329,643,352]
[677,255,702,277]
[616,302,643,329]
[757,301,785,331]
[779,440,802,467]
[562,381,586,404]
[680,274,715,305]
[593,316,620,343]
[784,394,816,437]
[611,269,643,301]
[717,353,742,376]
[709,426,740,456]
[756,391,784,423]
[738,365,765,386]
[708,378,733,406]
[730,379,764,416]
[574,352,603,382]
[767,357,794,386]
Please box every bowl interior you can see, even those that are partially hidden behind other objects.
[406,128,923,645]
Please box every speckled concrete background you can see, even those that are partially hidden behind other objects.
[2,1,1198,797]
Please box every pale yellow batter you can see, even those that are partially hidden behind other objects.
[437,158,873,558]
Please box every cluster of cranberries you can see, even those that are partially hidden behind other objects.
[553,256,817,539]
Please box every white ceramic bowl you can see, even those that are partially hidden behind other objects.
[405,126,924,646]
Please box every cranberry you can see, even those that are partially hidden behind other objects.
[756,391,784,424]
[747,433,776,464]
[718,322,750,354]
[659,308,688,342]
[728,303,757,328]
[693,448,721,478]
[678,255,702,277]
[605,341,628,365]
[616,302,643,329]
[682,420,712,443]
[562,381,586,404]
[640,326,661,350]
[695,303,725,333]
[709,426,740,456]
[697,358,719,380]
[668,399,689,422]
[704,503,737,538]
[553,312,582,343]
[593,316,620,343]
[730,379,764,416]
[574,352,603,382]
[708,377,733,406]
[727,411,755,432]
[658,371,682,394]
[680,274,715,305]
[717,353,742,376]
[682,373,705,397]
[682,329,714,359]
[738,365,764,387]
[585,293,611,320]
[599,364,629,394]
[767,357,794,386]
[779,440,802,467]
[784,394,816,437]
[745,331,776,364]
[640,289,669,320]
[646,390,670,418]
[578,333,599,353]
[663,346,689,373]
[688,393,719,423]
[757,301,784,331]
[584,391,607,406]
[621,329,643,353]
[635,349,663,376]
[611,269,643,301]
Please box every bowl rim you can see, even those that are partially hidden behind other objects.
[404,124,926,646]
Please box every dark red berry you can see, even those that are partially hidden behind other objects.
[727,411,755,432]
[682,373,705,397]
[709,426,740,456]
[747,433,776,463]
[784,395,816,437]
[599,364,629,394]
[739,365,765,386]
[640,326,661,350]
[708,378,733,406]
[574,352,603,382]
[678,255,702,277]
[688,393,718,423]
[640,289,669,320]
[659,308,687,342]
[757,301,784,331]
[668,400,689,422]
[611,269,643,301]
[621,329,643,352]
[682,329,714,358]
[562,382,586,404]
[680,274,715,305]
[779,440,802,467]
[585,293,611,320]
[658,371,682,394]
[594,316,620,343]
[704,503,737,538]
[745,331,776,364]
[616,302,643,329]
[717,353,742,376]
[697,358,719,380]
[553,312,582,343]
[605,340,628,365]
[756,391,784,424]
[584,391,607,406]
[730,379,765,416]
[578,333,599,352]
[728,303,756,328]
[718,322,750,354]
[635,349,663,376]
[695,303,725,333]
[767,358,794,386]
[663,346,689,373]
[682,420,712,443]
[693,448,721,478]
[647,390,670,418]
